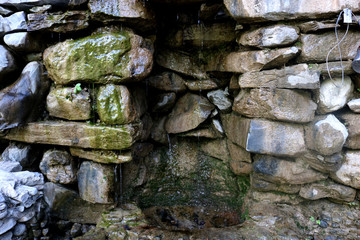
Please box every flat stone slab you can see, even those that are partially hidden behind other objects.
[298,31,360,63]
[2,121,142,150]
[70,148,132,164]
[224,0,360,22]
[238,64,320,89]
[233,88,317,123]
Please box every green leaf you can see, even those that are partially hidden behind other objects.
[74,83,82,94]
[316,220,321,225]
[310,216,315,222]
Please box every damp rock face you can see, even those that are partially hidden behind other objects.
[0,61,49,131]
[138,139,247,230]
[97,84,138,125]
[39,149,77,184]
[43,32,153,85]
[77,161,115,204]
[165,93,214,134]
[46,87,91,121]
[233,88,317,123]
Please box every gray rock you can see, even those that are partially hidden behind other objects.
[317,76,353,114]
[330,151,360,189]
[151,92,176,113]
[298,31,360,63]
[0,11,27,35]
[44,182,115,224]
[40,149,77,184]
[150,115,168,145]
[78,161,115,204]
[184,78,228,91]
[0,231,12,240]
[309,60,355,77]
[0,61,49,131]
[165,93,214,134]
[0,217,16,235]
[298,20,339,33]
[224,0,360,22]
[253,155,327,185]
[0,0,87,10]
[300,151,343,173]
[0,6,13,16]
[238,64,320,89]
[207,89,232,113]
[12,171,44,186]
[13,185,38,207]
[251,174,301,194]
[3,32,45,52]
[13,223,26,236]
[27,11,89,32]
[306,115,348,156]
[300,180,356,202]
[46,86,91,121]
[221,114,306,157]
[97,84,138,125]
[347,99,360,113]
[0,161,22,172]
[1,142,36,168]
[88,0,155,31]
[238,25,299,48]
[0,45,16,78]
[233,88,317,123]
[207,46,299,73]
[146,72,186,92]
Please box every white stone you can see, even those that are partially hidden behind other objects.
[331,151,360,189]
[3,32,27,49]
[0,45,16,77]
[0,11,27,33]
[318,76,353,113]
[13,223,26,236]
[207,89,232,113]
[347,99,360,113]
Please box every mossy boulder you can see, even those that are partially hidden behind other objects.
[43,32,153,85]
[97,84,138,125]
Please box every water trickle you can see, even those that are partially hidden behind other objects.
[114,163,123,205]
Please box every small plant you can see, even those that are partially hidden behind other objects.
[357,88,360,92]
[74,83,82,94]
[316,220,321,225]
[309,216,315,222]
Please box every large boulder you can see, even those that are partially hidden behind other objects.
[317,76,353,114]
[305,115,348,156]
[221,114,306,157]
[233,88,317,123]
[0,61,49,131]
[39,149,77,184]
[46,86,91,121]
[43,31,153,85]
[238,64,320,89]
[165,93,214,134]
[224,0,360,22]
[238,25,299,49]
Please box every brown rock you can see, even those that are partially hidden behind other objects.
[146,72,186,92]
[184,78,228,91]
[298,31,360,63]
[300,180,356,202]
[200,139,230,162]
[230,161,252,175]
[251,174,301,194]
[300,151,343,173]
[227,140,251,163]
[3,121,142,150]
[253,155,327,185]
[165,93,214,134]
[233,88,317,123]
[238,64,320,89]
[46,86,91,121]
[298,20,339,33]
[249,190,303,205]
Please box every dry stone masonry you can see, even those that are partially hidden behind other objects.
[1,0,360,239]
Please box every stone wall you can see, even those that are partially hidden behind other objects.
[1,0,360,239]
